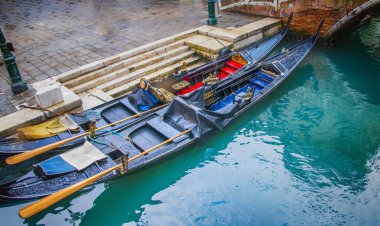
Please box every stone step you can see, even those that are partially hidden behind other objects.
[106,56,203,98]
[64,41,185,88]
[71,47,193,94]
[79,88,114,110]
[98,50,196,93]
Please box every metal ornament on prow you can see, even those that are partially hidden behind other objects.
[181,61,188,72]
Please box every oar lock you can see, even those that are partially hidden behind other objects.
[88,120,97,139]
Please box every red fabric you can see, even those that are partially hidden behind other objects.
[218,71,229,79]
[176,60,242,96]
[221,66,236,75]
[226,61,244,69]
[178,82,204,95]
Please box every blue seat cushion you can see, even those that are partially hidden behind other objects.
[35,155,76,177]
[250,78,268,88]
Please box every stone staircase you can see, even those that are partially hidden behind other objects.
[0,18,284,136]
[106,58,204,98]
[63,42,201,97]
[53,18,282,109]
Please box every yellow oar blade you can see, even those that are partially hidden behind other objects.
[19,164,119,219]
[19,129,191,219]
[6,133,85,165]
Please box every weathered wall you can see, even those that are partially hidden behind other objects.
[221,0,378,39]
[279,0,368,36]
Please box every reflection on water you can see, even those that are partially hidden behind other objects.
[1,11,380,226]
[359,15,380,63]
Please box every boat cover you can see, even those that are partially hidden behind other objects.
[157,87,241,144]
[17,114,79,140]
[60,141,107,170]
[35,141,107,176]
[36,141,107,176]
[127,88,160,111]
[36,155,76,176]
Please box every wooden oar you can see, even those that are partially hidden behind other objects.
[19,129,191,219]
[6,104,168,165]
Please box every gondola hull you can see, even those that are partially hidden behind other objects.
[0,17,292,159]
[0,19,323,201]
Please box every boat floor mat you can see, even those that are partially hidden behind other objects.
[105,134,141,157]
[129,124,168,151]
[101,102,134,124]
[146,117,189,143]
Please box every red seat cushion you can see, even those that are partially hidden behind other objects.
[178,82,204,95]
[221,66,236,75]
[226,60,244,69]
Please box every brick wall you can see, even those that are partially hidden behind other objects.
[221,0,371,37]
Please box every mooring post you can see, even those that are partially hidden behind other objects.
[0,29,28,94]
[207,0,217,25]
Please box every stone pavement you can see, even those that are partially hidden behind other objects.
[0,0,261,117]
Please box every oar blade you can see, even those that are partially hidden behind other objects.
[18,129,191,218]
[19,164,119,219]
[6,134,84,165]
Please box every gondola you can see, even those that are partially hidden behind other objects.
[0,14,292,159]
[0,19,323,202]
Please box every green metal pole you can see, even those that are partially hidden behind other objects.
[207,0,217,25]
[0,28,28,94]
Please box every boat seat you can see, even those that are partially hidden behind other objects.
[226,60,244,70]
[250,78,268,88]
[147,117,187,143]
[149,86,175,103]
[119,98,139,114]
[101,101,135,124]
[35,141,108,176]
[218,71,229,79]
[179,81,203,95]
[129,124,168,151]
[221,66,236,75]
[261,69,278,77]
[104,134,141,157]
[256,71,274,82]
[254,86,262,95]
[172,80,190,91]
[35,155,77,177]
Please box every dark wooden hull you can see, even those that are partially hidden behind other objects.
[0,19,322,202]
[0,21,291,159]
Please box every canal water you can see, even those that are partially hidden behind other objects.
[1,13,380,225]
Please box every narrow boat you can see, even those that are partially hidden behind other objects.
[0,15,292,159]
[0,19,323,202]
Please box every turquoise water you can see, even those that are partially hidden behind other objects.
[1,14,380,225]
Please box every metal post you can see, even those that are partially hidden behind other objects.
[215,0,221,18]
[207,0,217,25]
[0,29,28,94]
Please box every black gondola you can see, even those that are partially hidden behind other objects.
[0,19,323,201]
[0,15,293,159]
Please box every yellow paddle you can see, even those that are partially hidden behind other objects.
[19,129,191,219]
[6,104,168,165]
